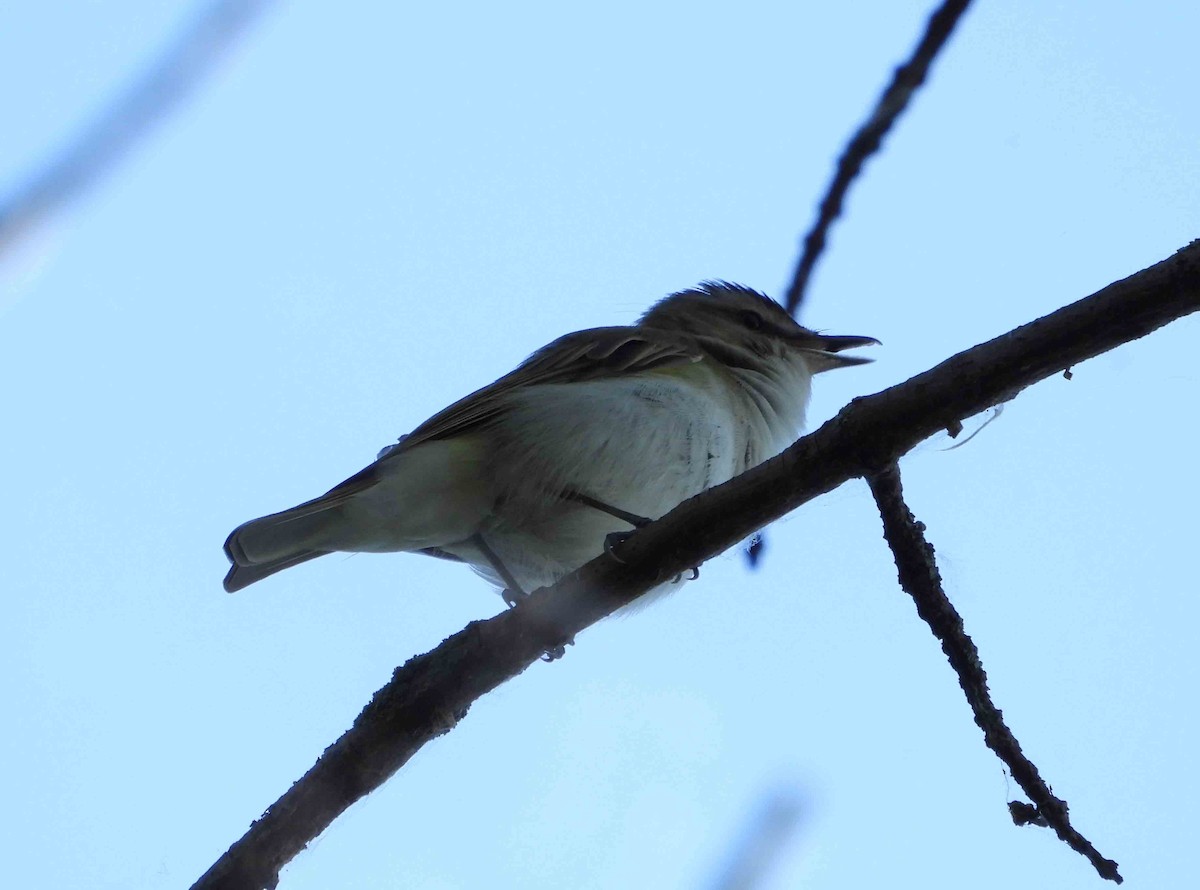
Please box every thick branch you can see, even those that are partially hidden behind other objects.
[784,0,973,313]
[194,241,1200,889]
[867,464,1121,882]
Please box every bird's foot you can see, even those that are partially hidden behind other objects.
[566,490,652,528]
[604,530,635,563]
[671,566,700,584]
[541,636,576,662]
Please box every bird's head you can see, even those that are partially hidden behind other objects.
[639,282,879,374]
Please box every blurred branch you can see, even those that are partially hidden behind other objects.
[0,0,270,257]
[867,464,1122,883]
[708,790,807,890]
[193,242,1199,889]
[783,0,972,314]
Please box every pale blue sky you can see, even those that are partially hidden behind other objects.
[3,2,1198,888]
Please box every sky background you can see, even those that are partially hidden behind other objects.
[3,2,1198,888]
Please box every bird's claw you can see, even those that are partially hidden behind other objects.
[604,531,634,563]
[540,636,576,662]
[501,587,573,661]
[671,566,700,583]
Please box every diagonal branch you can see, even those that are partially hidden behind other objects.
[193,240,1200,889]
[708,790,807,890]
[0,0,271,258]
[867,464,1122,882]
[784,0,973,314]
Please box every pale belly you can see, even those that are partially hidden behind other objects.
[455,374,755,591]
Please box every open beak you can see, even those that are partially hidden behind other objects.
[791,332,880,372]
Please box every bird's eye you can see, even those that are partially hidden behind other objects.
[740,310,765,331]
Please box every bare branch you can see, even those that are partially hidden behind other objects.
[0,0,271,258]
[193,240,1200,888]
[783,0,973,314]
[867,464,1122,883]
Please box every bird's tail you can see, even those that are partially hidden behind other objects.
[222,505,339,592]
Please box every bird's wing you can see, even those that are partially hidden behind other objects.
[310,326,704,503]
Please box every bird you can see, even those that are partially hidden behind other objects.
[222,282,876,600]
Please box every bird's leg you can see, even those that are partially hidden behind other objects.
[470,533,526,607]
[470,533,571,661]
[563,489,653,565]
[562,490,701,580]
[564,489,653,529]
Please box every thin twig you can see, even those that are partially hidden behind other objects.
[783,0,973,314]
[0,0,271,258]
[866,464,1122,883]
[193,242,1199,888]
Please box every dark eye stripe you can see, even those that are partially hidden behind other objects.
[700,339,760,371]
[740,310,765,331]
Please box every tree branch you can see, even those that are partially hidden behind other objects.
[0,0,270,258]
[784,0,973,314]
[867,464,1122,882]
[193,240,1200,889]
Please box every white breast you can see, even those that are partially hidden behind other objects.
[491,371,742,518]
[455,360,812,592]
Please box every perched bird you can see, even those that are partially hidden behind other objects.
[222,283,876,598]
